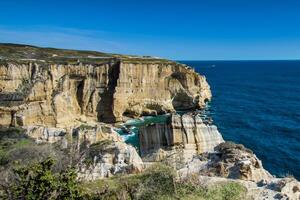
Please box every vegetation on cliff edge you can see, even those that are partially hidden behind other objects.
[81,164,247,200]
[0,128,246,200]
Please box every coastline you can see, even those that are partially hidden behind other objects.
[0,44,299,199]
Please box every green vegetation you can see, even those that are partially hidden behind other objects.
[0,127,75,175]
[0,43,111,59]
[77,124,96,131]
[1,158,83,200]
[0,128,246,199]
[81,164,247,200]
[216,141,253,154]
[15,78,33,98]
[0,156,247,199]
[0,127,33,165]
[0,43,175,65]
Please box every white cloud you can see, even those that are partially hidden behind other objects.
[0,26,124,53]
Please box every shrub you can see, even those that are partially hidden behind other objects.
[205,182,247,200]
[81,165,247,200]
[78,124,95,131]
[81,164,176,200]
[135,164,176,199]
[0,158,83,200]
[0,127,34,166]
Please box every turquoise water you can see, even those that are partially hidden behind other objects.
[114,114,170,151]
[115,108,211,152]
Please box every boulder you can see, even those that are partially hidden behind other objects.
[77,141,143,180]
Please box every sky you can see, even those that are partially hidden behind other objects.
[0,0,300,60]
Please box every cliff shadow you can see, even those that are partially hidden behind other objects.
[96,60,120,123]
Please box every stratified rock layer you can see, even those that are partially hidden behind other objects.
[0,44,211,126]
[139,113,224,163]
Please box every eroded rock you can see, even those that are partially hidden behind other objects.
[77,140,143,180]
[0,45,211,126]
[178,142,273,183]
[139,113,224,164]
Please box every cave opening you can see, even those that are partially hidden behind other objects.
[204,98,209,103]
[97,61,120,123]
[76,80,84,113]
[172,92,194,111]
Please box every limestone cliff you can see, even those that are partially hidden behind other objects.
[139,113,224,164]
[0,44,211,127]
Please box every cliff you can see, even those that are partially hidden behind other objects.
[0,43,211,127]
[139,113,224,163]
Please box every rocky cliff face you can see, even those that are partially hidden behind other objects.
[0,44,211,127]
[139,113,224,164]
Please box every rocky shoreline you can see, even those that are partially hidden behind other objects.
[0,44,299,199]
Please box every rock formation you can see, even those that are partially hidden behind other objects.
[178,142,272,182]
[178,142,300,199]
[77,140,143,180]
[0,44,211,127]
[139,113,224,163]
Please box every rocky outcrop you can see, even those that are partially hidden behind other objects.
[0,44,211,127]
[25,126,67,144]
[178,142,272,182]
[72,124,123,148]
[77,140,143,180]
[177,142,300,199]
[212,142,272,182]
[139,113,224,163]
[194,176,300,200]
[24,122,143,180]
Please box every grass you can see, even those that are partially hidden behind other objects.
[0,43,180,66]
[0,127,34,166]
[0,127,78,177]
[78,124,96,131]
[80,164,247,200]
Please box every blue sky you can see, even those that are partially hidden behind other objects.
[0,0,300,60]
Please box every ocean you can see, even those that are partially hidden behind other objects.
[180,60,300,179]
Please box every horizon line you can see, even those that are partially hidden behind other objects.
[1,42,300,62]
[177,59,300,62]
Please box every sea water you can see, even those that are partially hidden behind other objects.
[181,60,300,179]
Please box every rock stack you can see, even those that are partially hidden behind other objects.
[139,113,224,163]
